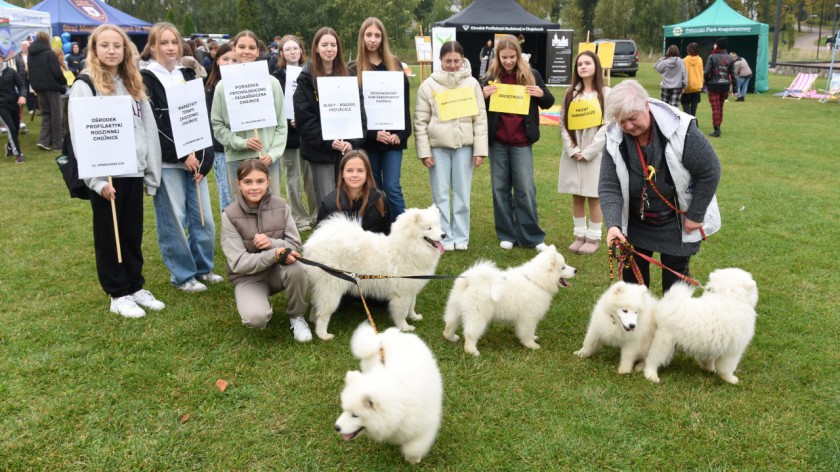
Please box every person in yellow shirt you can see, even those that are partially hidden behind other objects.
[680,42,704,117]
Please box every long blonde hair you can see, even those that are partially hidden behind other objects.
[485,35,535,86]
[85,24,146,100]
[355,17,401,87]
[147,22,183,63]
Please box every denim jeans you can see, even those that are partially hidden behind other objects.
[736,75,751,98]
[429,146,473,246]
[489,142,545,247]
[153,168,216,285]
[367,149,406,220]
[214,151,233,212]
[282,147,317,229]
[226,158,282,202]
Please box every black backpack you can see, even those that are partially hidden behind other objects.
[55,74,96,200]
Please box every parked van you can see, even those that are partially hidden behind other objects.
[595,39,638,76]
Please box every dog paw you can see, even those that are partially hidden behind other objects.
[465,346,480,356]
[398,324,416,332]
[443,332,460,342]
[634,362,646,372]
[644,372,661,383]
[523,341,540,350]
[316,332,335,341]
[617,365,633,374]
[408,313,423,321]
[405,456,422,465]
[720,374,739,384]
[573,349,589,358]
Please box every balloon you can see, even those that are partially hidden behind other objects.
[63,42,72,54]
[51,36,62,50]
[61,32,71,44]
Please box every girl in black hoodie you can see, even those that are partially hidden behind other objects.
[0,60,27,162]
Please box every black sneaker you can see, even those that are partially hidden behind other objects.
[15,154,25,163]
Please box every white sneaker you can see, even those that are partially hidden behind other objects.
[174,278,207,292]
[500,241,514,250]
[196,272,224,284]
[443,243,455,251]
[290,316,312,342]
[110,296,146,318]
[454,243,468,250]
[131,289,165,311]
[535,243,549,252]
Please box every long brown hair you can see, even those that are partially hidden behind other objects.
[311,27,348,91]
[205,42,233,93]
[355,17,401,87]
[336,150,385,218]
[85,24,146,100]
[276,34,308,68]
[147,22,183,63]
[485,35,535,86]
[563,50,605,146]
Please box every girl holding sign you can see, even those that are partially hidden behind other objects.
[349,17,410,221]
[205,42,238,212]
[272,35,317,232]
[414,41,488,251]
[211,30,287,204]
[293,27,365,208]
[68,24,163,318]
[558,51,611,255]
[480,34,554,252]
[142,22,221,292]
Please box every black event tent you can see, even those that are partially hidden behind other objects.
[435,0,558,80]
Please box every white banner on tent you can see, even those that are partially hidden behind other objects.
[220,61,277,132]
[317,76,363,140]
[166,79,213,158]
[284,65,302,120]
[71,95,138,179]
[432,27,456,72]
[362,71,404,131]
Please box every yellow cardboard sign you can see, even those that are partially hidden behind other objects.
[578,42,595,54]
[597,41,615,69]
[435,87,479,122]
[489,83,529,115]
[567,98,603,130]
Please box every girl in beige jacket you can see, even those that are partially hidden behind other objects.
[414,41,488,250]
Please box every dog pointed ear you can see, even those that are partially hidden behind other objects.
[612,283,624,296]
[345,370,362,385]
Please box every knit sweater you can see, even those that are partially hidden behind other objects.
[654,56,687,89]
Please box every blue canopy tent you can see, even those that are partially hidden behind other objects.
[32,0,151,36]
[0,0,51,52]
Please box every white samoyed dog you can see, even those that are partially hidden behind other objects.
[303,206,445,340]
[644,268,759,384]
[335,323,443,464]
[442,245,576,356]
[574,282,658,374]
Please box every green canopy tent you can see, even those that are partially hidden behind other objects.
[664,0,769,93]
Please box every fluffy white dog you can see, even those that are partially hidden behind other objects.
[644,268,759,384]
[574,282,658,374]
[442,245,576,356]
[303,206,445,340]
[335,323,443,464]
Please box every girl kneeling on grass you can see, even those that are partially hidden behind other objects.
[317,150,391,234]
[221,159,311,341]
[68,24,163,318]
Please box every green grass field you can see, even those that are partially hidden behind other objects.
[1,65,838,470]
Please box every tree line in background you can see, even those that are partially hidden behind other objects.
[6,0,829,55]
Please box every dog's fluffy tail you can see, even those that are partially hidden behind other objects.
[350,322,380,360]
[662,282,696,304]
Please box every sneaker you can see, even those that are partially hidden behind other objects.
[290,316,312,342]
[15,155,24,163]
[110,296,146,318]
[196,272,224,284]
[577,238,600,254]
[443,243,455,251]
[131,289,165,311]
[454,243,468,251]
[535,243,549,252]
[569,237,586,254]
[174,278,207,292]
[499,241,514,250]
[36,143,51,151]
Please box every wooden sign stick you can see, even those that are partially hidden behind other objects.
[108,175,123,263]
[190,152,205,226]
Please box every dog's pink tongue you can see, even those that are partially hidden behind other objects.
[342,433,354,441]
[436,241,445,254]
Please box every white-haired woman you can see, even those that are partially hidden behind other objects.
[598,80,721,293]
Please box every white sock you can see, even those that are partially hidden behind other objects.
[573,217,587,238]
[586,221,603,241]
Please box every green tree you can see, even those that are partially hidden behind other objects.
[560,1,585,40]
[593,0,635,38]
[182,13,196,36]
[165,8,179,26]
[237,0,258,34]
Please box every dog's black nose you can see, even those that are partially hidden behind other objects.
[440,232,446,239]
[334,425,341,432]
[573,268,577,274]
[629,324,636,329]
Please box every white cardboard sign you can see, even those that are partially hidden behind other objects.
[284,65,302,121]
[317,76,363,140]
[166,79,213,157]
[362,71,404,131]
[220,61,278,132]
[70,95,138,179]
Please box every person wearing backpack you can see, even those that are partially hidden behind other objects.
[68,24,164,318]
[704,37,733,137]
[142,22,221,293]
[0,58,27,162]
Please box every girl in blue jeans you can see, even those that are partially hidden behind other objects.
[480,34,554,251]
